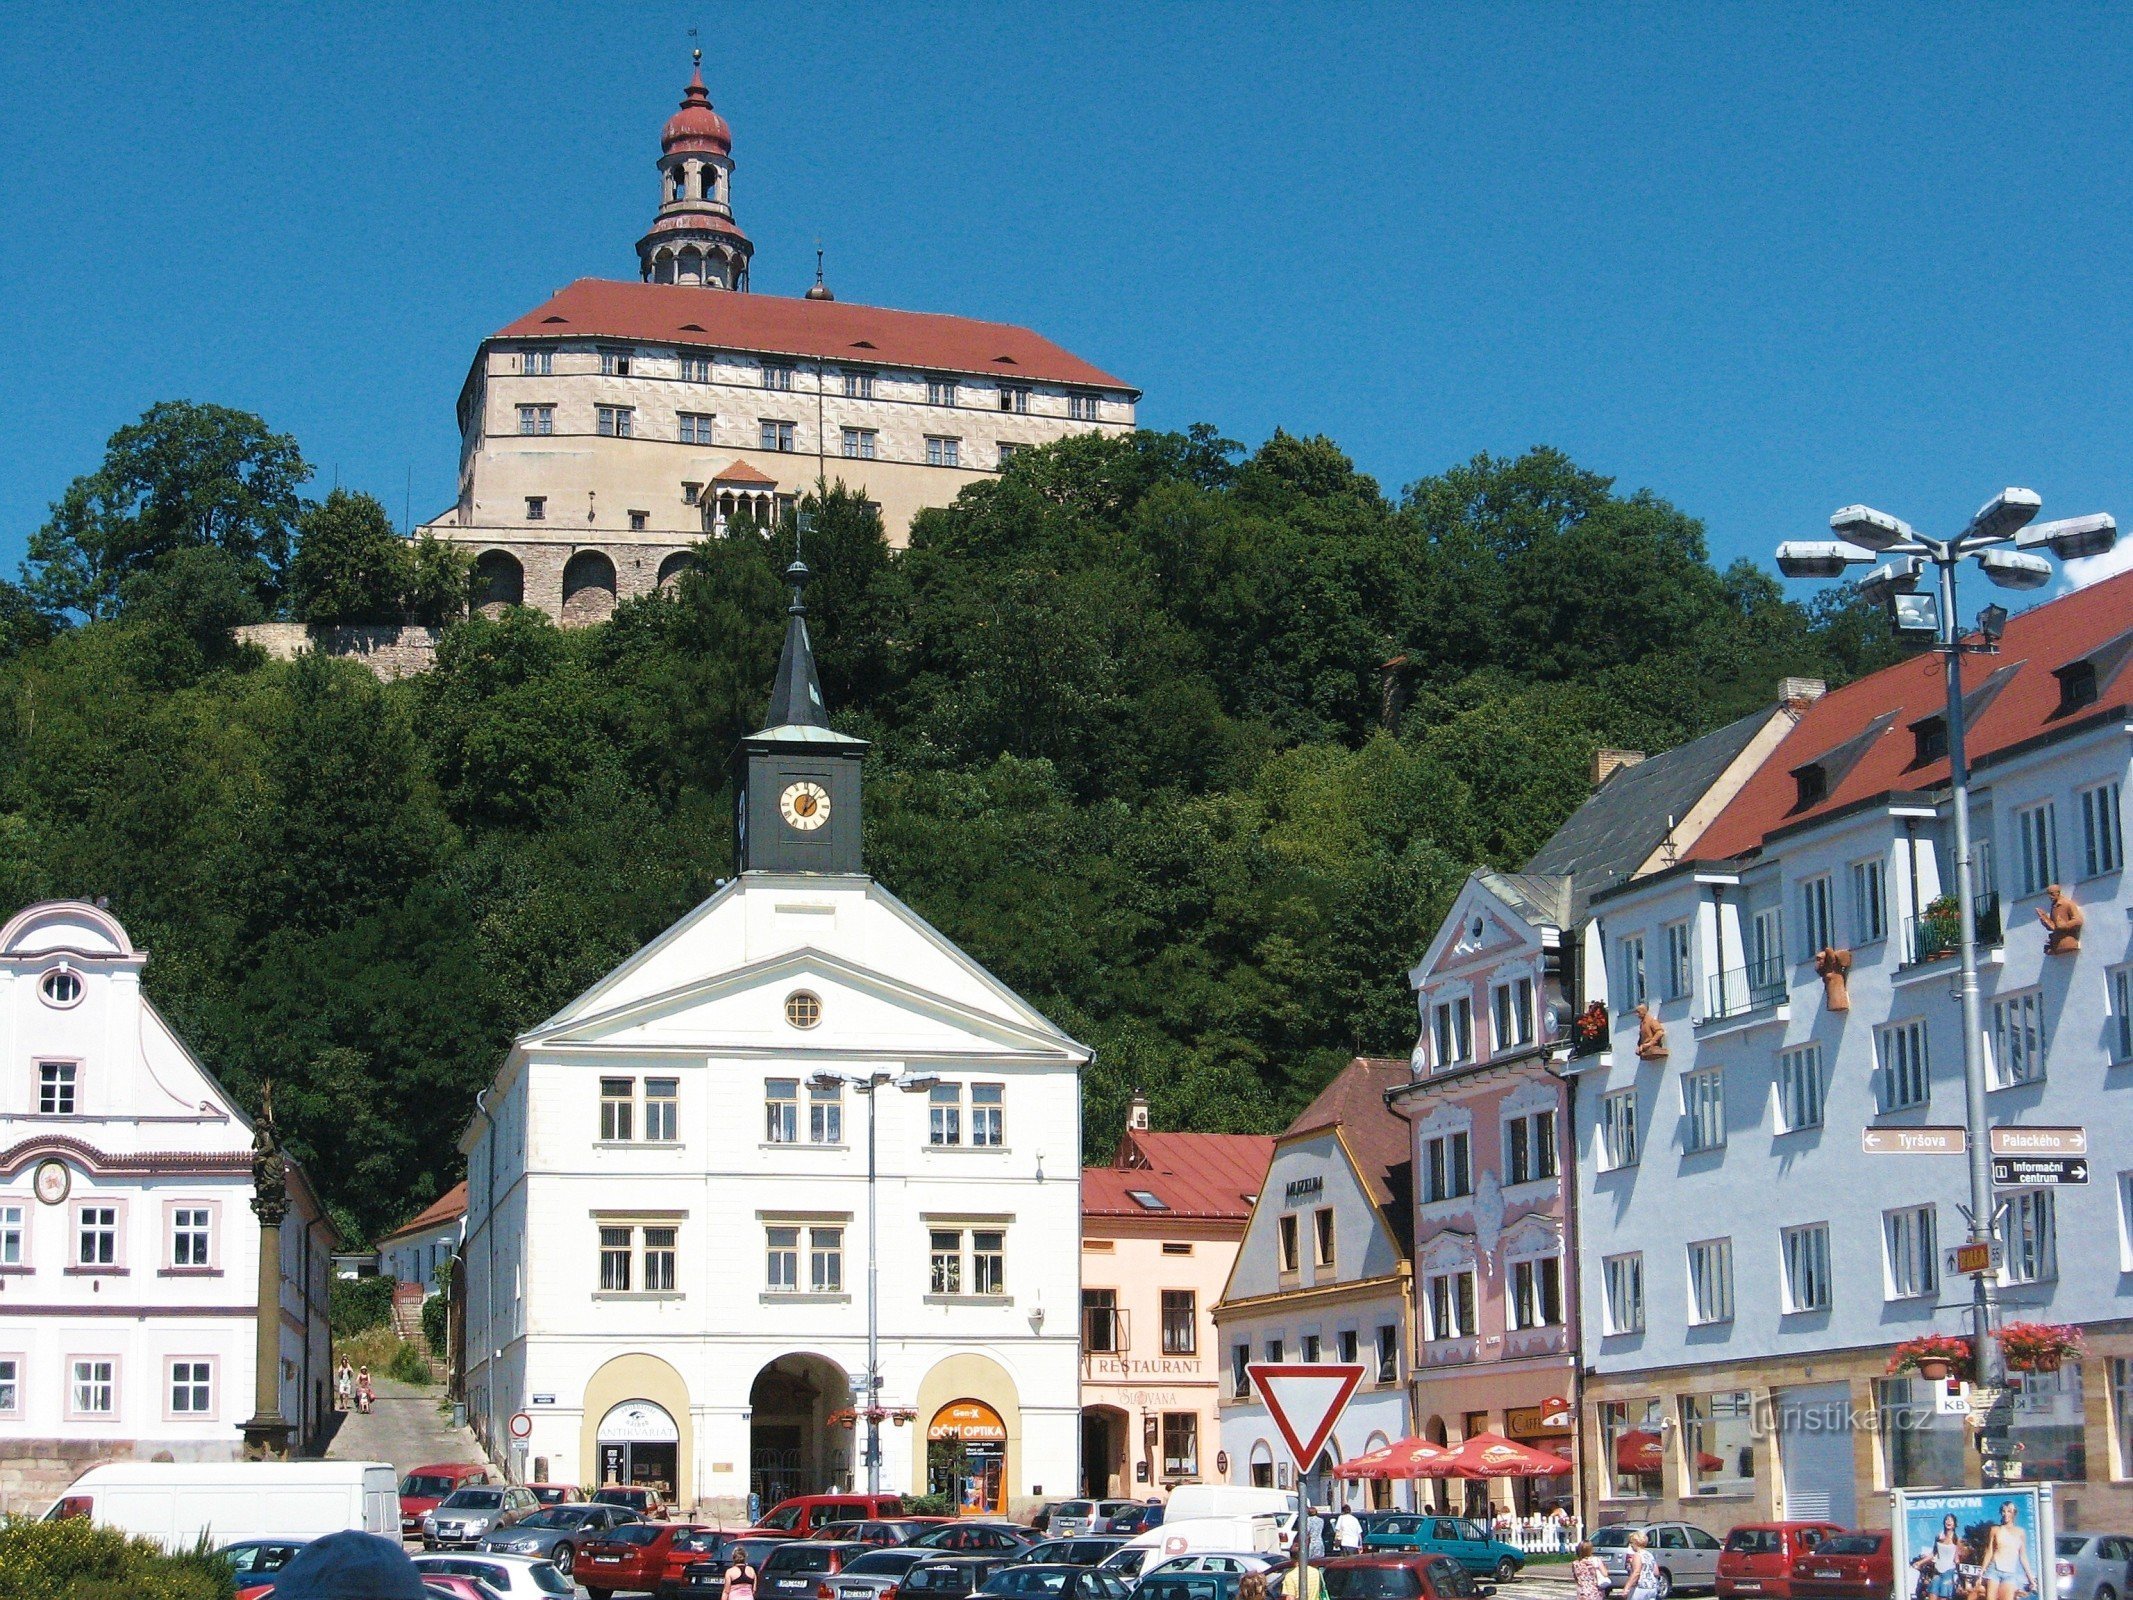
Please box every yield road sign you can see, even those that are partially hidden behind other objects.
[1990,1126,2087,1156]
[1249,1362,1365,1468]
[1992,1155,2089,1187]
[1861,1127,1966,1154]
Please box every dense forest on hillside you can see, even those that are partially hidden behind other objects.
[0,404,1901,1240]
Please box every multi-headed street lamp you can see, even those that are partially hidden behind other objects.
[1777,489,2115,1478]
[807,1068,940,1495]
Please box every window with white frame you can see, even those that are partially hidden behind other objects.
[999,384,1030,414]
[1990,989,2046,1087]
[1069,392,1102,422]
[0,1356,16,1414]
[1506,1108,1558,1184]
[1663,921,1693,1001]
[1683,1068,1726,1153]
[1300,1333,1321,1362]
[2005,1190,2057,1283]
[38,1061,76,1116]
[1423,1130,1472,1201]
[927,1228,1000,1295]
[759,419,796,452]
[596,1223,677,1294]
[1619,935,1647,1008]
[1313,1207,1336,1268]
[0,1202,21,1266]
[643,1226,677,1291]
[1508,1252,1564,1329]
[1278,1214,1299,1273]
[1781,1222,1832,1312]
[1492,978,1535,1052]
[1750,906,1785,984]
[517,404,554,436]
[807,1080,842,1145]
[1424,1267,1477,1340]
[764,1078,799,1143]
[971,1084,1004,1146]
[1877,1020,1931,1112]
[2080,782,2123,877]
[1884,1204,1939,1300]
[1432,996,1473,1067]
[925,435,961,468]
[169,1359,212,1415]
[926,377,958,406]
[1850,857,1887,944]
[929,1083,962,1145]
[76,1205,116,1267]
[599,348,632,377]
[842,369,874,399]
[521,347,552,375]
[170,1207,211,1268]
[808,1226,842,1293]
[972,1229,1005,1295]
[1602,1252,1645,1335]
[70,1358,115,1416]
[761,362,794,391]
[1777,1045,1825,1131]
[678,412,715,445]
[1802,875,1835,954]
[600,1077,634,1141]
[1599,1090,1639,1170]
[766,1226,799,1292]
[840,427,877,460]
[2114,966,2133,1062]
[680,352,714,383]
[2016,801,2059,895]
[643,1078,678,1142]
[1687,1237,1734,1324]
[596,405,633,438]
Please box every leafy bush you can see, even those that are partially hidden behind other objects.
[387,1339,434,1385]
[0,1514,233,1600]
[329,1274,395,1337]
[420,1291,448,1357]
[902,1494,954,1517]
[334,1326,402,1373]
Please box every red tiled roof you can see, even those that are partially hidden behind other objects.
[1285,1056,1414,1252]
[1083,1131,1276,1221]
[378,1181,467,1245]
[1689,570,2133,863]
[713,459,777,485]
[493,280,1136,392]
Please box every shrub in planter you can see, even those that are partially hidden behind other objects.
[1997,1321,2085,1373]
[1888,1333,1974,1381]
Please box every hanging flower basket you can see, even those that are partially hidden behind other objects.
[1570,1002,1610,1057]
[1996,1321,2085,1373]
[1888,1333,1973,1382]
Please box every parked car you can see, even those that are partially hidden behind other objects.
[1320,1554,1496,1600]
[425,1486,541,1550]
[1047,1503,1140,1538]
[1789,1531,1892,1600]
[577,1523,725,1600]
[594,1486,672,1522]
[756,1494,908,1536]
[1592,1524,1725,1597]
[1030,1506,1066,1536]
[410,1552,577,1599]
[1359,1517,1523,1582]
[899,1557,1017,1600]
[978,1563,1133,1600]
[423,1577,507,1600]
[755,1540,869,1600]
[2057,1535,2133,1600]
[1107,1506,1165,1538]
[404,1465,495,1538]
[1716,1524,1844,1600]
[817,1520,938,1547]
[907,1524,1038,1556]
[823,1546,938,1600]
[1145,1556,1282,1578]
[1015,1539,1129,1568]
[683,1535,799,1600]
[479,1504,642,1578]
[527,1484,583,1507]
[222,1538,309,1597]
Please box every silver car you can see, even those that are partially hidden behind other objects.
[424,1485,540,1550]
[479,1503,640,1578]
[833,1549,945,1600]
[1593,1523,1722,1597]
[2057,1534,2133,1600]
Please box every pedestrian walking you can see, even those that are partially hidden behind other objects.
[725,1545,758,1600]
[336,1361,354,1411]
[1625,1531,1661,1600]
[1572,1542,1612,1600]
[1335,1504,1362,1555]
[356,1367,374,1413]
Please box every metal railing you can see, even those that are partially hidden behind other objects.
[1705,958,1788,1021]
[1904,892,2002,966]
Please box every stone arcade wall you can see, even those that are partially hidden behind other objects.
[234,623,443,680]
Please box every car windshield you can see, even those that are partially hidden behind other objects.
[443,1491,505,1510]
[1428,1561,1480,1598]
[611,1526,664,1547]
[1727,1531,1779,1555]
[849,1553,930,1576]
[1322,1569,1421,1600]
[770,1548,838,1572]
[406,1475,461,1498]
[2057,1538,2091,1557]
[985,1573,1070,1596]
[759,1506,807,1531]
[1590,1531,1634,1549]
[1821,1538,1880,1556]
[516,1510,575,1529]
[1061,1504,1096,1518]
[531,1563,575,1596]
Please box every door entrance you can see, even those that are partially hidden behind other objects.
[929,1400,1008,1515]
[1773,1382,1855,1525]
[597,1400,681,1504]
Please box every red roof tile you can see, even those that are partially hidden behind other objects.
[378,1181,467,1245]
[1083,1131,1276,1221]
[713,459,778,485]
[1689,570,2133,863]
[493,280,1136,392]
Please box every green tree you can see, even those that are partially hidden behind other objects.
[288,489,410,624]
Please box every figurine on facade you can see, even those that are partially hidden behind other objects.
[1814,946,1852,1012]
[2038,884,2084,954]
[251,1081,289,1227]
[1634,1002,1668,1059]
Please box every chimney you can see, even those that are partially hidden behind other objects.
[1127,1094,1150,1132]
[1592,748,1646,788]
[1778,676,1828,708]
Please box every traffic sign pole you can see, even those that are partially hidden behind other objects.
[1248,1362,1366,1593]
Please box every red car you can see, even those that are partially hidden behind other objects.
[1718,1524,1845,1600]
[1317,1554,1492,1600]
[403,1464,493,1539]
[1789,1532,1892,1600]
[529,1483,584,1506]
[579,1522,722,1600]
[754,1495,908,1537]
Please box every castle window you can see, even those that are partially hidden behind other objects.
[682,482,703,505]
[925,436,961,468]
[679,354,714,384]
[926,377,958,407]
[999,385,1030,414]
[1069,392,1101,421]
[517,405,553,436]
[843,370,875,400]
[762,363,794,392]
[525,497,546,521]
[597,406,634,438]
[678,413,715,446]
[40,969,82,1008]
[599,349,632,377]
[629,511,648,532]
[38,1061,77,1116]
[998,442,1025,467]
[760,420,795,452]
[841,428,876,460]
[520,348,552,376]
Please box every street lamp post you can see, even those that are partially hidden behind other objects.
[1777,490,2116,1481]
[811,1069,939,1495]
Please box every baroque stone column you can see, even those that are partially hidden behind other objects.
[241,1086,295,1460]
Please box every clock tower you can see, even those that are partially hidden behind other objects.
[730,560,867,874]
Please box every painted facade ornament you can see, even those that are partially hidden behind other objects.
[2039,884,2084,955]
[1473,1169,1505,1263]
[1814,946,1853,1012]
[1634,1002,1668,1060]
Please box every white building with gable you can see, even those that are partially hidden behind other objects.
[460,563,1086,1519]
[0,900,335,1512]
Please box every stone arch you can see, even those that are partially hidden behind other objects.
[1361,1430,1395,1511]
[914,1352,1021,1518]
[1425,1415,1451,1510]
[656,551,695,591]
[472,550,523,616]
[652,247,676,285]
[749,1352,853,1507]
[561,550,616,626]
[579,1352,693,1509]
[678,245,703,284]
[1079,1402,1130,1498]
[1248,1437,1274,1488]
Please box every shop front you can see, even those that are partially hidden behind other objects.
[1413,1369,1576,1516]
[929,1400,1007,1516]
[598,1399,680,1502]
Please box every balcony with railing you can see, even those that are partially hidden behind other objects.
[1904,892,2002,967]
[1702,958,1787,1025]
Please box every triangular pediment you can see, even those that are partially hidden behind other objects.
[1409,873,1549,989]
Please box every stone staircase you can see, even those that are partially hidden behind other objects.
[390,1282,448,1382]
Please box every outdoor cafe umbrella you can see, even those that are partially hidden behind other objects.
[1422,1431,1574,1479]
[1334,1436,1453,1479]
[1616,1429,1723,1474]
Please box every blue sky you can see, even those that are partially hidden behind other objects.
[5,3,2133,583]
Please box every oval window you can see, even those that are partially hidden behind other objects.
[40,969,83,1008]
[784,991,822,1030]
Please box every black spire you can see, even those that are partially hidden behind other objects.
[763,560,828,728]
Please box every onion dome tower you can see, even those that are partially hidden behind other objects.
[637,51,754,290]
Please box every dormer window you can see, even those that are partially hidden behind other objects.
[1794,765,1827,809]
[2057,660,2099,714]
[1913,717,1948,765]
[40,969,83,1008]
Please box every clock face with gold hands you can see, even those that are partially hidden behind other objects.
[780,781,831,831]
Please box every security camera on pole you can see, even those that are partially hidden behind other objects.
[1776,488,2117,1481]
[1249,1362,1366,1597]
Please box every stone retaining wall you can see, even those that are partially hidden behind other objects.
[234,623,442,680]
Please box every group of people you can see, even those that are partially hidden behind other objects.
[1916,1506,2038,1600]
[335,1360,376,1414]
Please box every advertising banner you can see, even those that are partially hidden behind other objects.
[1892,1486,2055,1600]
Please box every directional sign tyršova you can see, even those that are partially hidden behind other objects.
[1992,1154,2089,1187]
[1861,1127,1966,1154]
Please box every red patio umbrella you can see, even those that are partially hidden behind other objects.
[1335,1436,1453,1479]
[1616,1430,1722,1474]
[1433,1431,1574,1479]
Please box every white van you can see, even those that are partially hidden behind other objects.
[48,1461,400,1547]
[1099,1515,1289,1580]
[1163,1487,1297,1524]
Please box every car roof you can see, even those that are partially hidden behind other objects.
[417,1553,548,1566]
[415,1463,490,1473]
